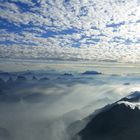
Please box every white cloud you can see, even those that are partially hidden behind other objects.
[0,0,140,62]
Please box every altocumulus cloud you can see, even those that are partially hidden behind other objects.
[0,0,140,62]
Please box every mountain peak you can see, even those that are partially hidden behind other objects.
[117,91,140,109]
[76,91,140,140]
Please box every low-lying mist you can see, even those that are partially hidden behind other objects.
[0,70,140,140]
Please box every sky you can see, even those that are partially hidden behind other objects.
[0,0,140,62]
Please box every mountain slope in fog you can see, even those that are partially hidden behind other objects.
[77,91,140,140]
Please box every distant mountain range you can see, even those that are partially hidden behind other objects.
[0,70,103,82]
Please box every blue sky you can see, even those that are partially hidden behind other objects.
[0,0,140,62]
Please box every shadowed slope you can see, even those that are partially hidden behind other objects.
[78,91,140,140]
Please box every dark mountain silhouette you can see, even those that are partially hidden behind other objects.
[0,72,9,77]
[16,75,27,81]
[82,71,102,75]
[119,91,140,103]
[32,76,38,80]
[22,70,33,76]
[63,73,73,76]
[7,77,13,83]
[75,91,140,140]
[123,82,130,85]
[39,77,49,81]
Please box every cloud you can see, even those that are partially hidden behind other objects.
[0,0,140,62]
[0,69,140,140]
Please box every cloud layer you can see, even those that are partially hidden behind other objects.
[0,69,140,140]
[0,0,140,62]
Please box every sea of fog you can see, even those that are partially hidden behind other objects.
[0,60,140,140]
